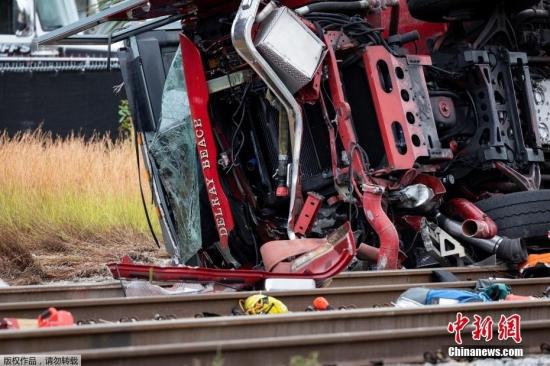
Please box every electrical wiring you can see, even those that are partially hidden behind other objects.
[227,82,252,172]
[305,12,387,48]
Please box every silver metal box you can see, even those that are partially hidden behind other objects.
[254,7,325,93]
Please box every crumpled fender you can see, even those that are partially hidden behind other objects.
[108,223,355,285]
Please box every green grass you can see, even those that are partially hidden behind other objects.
[0,189,152,236]
[0,130,162,284]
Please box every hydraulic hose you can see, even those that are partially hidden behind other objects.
[295,1,371,15]
[389,0,400,36]
[362,188,400,270]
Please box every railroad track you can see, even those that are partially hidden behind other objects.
[1,270,548,365]
[1,300,548,354]
[0,266,511,303]
[48,320,550,366]
[0,278,548,321]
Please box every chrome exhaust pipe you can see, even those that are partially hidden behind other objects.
[231,0,303,239]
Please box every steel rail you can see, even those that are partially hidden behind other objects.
[0,300,548,354]
[330,265,510,287]
[46,320,550,365]
[0,266,510,303]
[0,278,548,321]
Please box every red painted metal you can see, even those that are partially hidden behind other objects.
[323,32,400,270]
[412,174,447,199]
[363,46,431,170]
[401,215,424,231]
[356,243,380,263]
[294,192,324,236]
[356,243,407,265]
[98,0,443,273]
[262,223,356,273]
[361,189,400,269]
[108,223,355,285]
[180,35,235,249]
[447,198,498,239]
[298,68,323,104]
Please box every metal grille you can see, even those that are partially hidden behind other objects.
[0,57,120,73]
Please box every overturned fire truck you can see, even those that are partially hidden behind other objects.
[38,0,550,284]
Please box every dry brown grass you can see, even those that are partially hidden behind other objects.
[0,130,164,284]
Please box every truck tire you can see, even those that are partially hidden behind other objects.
[475,190,550,240]
[407,0,539,22]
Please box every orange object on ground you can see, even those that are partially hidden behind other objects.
[520,253,550,269]
[519,253,550,278]
[38,307,75,328]
[1,308,74,330]
[313,296,333,311]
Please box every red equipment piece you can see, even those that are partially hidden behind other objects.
[447,198,498,239]
[1,308,74,330]
[323,32,400,270]
[38,308,75,328]
[363,46,431,170]
[109,223,356,285]
[294,192,324,236]
[180,34,236,250]
[312,297,334,311]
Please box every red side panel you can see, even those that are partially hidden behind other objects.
[363,46,430,170]
[180,34,235,248]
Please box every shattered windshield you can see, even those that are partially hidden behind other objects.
[148,47,202,263]
[36,0,79,31]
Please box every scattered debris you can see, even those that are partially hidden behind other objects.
[395,287,492,308]
[1,307,74,330]
[520,254,550,278]
[475,280,512,301]
[504,294,537,302]
[264,278,316,291]
[123,281,214,297]
[395,279,546,308]
[306,297,335,312]
[239,295,289,315]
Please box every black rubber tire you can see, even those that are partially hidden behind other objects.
[407,0,540,22]
[475,190,550,240]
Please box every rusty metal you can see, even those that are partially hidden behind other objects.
[0,300,548,354]
[0,278,548,321]
[0,266,511,303]
[31,320,550,365]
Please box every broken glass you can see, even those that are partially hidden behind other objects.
[148,47,202,263]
